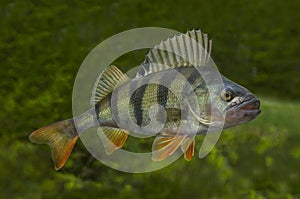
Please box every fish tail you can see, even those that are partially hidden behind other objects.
[29,118,78,170]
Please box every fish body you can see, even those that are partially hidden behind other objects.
[29,30,261,170]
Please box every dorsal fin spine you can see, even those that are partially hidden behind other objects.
[136,29,213,78]
[203,34,209,65]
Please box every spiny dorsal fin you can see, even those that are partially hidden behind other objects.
[152,134,186,161]
[136,30,212,77]
[91,65,129,105]
[97,127,129,155]
[181,137,195,161]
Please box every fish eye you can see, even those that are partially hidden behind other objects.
[221,88,234,102]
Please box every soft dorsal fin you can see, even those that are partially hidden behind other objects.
[91,65,129,105]
[136,30,212,77]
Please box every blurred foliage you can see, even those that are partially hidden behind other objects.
[1,0,300,198]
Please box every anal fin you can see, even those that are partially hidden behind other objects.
[97,127,129,154]
[181,137,195,161]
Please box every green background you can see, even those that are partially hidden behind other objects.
[1,0,300,198]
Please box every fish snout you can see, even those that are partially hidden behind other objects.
[224,93,261,127]
[237,93,261,119]
[239,93,260,109]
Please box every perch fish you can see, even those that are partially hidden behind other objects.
[29,30,261,170]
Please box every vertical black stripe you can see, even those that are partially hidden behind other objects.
[157,84,169,107]
[95,94,112,118]
[156,70,178,107]
[95,102,101,121]
[107,93,112,110]
[186,67,201,87]
[130,84,148,126]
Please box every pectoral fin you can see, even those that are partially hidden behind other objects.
[97,127,129,154]
[152,134,186,161]
[181,137,195,161]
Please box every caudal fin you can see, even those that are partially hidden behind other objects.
[29,119,78,170]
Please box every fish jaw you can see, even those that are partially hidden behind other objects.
[224,93,261,128]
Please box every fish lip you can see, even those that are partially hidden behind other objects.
[225,96,261,126]
[238,109,261,119]
[237,97,261,112]
[227,96,261,112]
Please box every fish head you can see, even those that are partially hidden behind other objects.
[208,77,261,128]
[191,71,261,129]
[221,80,261,128]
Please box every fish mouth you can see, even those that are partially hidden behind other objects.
[225,94,261,127]
[238,98,261,114]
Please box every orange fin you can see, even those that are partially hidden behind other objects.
[152,134,186,161]
[29,119,78,170]
[97,127,129,154]
[181,137,195,161]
